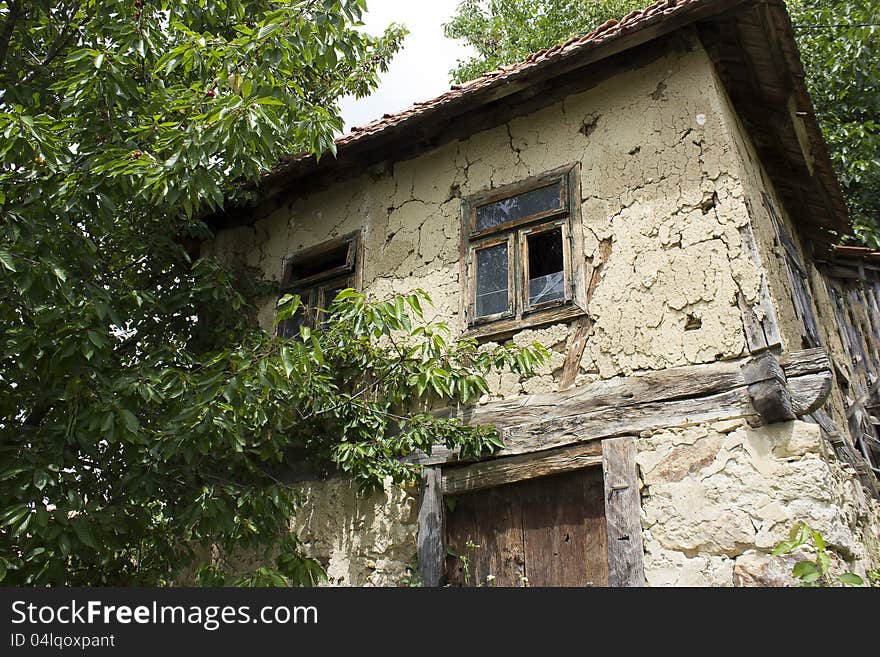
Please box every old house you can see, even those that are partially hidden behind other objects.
[205,0,880,586]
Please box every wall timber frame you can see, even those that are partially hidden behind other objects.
[415,347,833,586]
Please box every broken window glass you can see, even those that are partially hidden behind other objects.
[475,181,563,231]
[475,242,509,318]
[527,227,565,306]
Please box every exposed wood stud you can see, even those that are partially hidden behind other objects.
[559,317,592,391]
[602,437,645,587]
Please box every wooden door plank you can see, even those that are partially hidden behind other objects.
[582,467,609,587]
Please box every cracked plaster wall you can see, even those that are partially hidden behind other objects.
[206,39,878,586]
[210,40,759,387]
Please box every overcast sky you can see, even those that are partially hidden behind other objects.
[338,0,476,132]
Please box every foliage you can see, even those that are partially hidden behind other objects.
[0,0,547,586]
[399,553,424,587]
[443,0,880,246]
[787,0,880,247]
[443,0,642,84]
[771,522,869,586]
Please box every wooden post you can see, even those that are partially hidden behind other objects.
[601,436,645,587]
[417,467,444,587]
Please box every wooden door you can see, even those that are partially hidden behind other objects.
[444,467,607,587]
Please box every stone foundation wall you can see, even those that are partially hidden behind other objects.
[639,419,880,586]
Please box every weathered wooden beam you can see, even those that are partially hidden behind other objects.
[741,350,795,423]
[411,348,833,466]
[441,441,603,495]
[737,221,783,351]
[790,370,832,416]
[559,317,592,391]
[416,467,444,587]
[602,437,645,587]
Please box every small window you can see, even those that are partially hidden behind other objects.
[462,165,586,336]
[277,231,359,336]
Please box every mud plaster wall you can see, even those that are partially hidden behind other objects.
[207,40,877,585]
[211,39,760,386]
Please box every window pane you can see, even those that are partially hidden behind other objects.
[321,285,347,310]
[475,181,563,231]
[475,242,509,318]
[278,288,314,337]
[318,284,348,327]
[527,227,565,306]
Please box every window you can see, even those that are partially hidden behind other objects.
[461,165,587,337]
[277,231,360,337]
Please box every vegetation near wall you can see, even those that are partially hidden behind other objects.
[0,0,544,586]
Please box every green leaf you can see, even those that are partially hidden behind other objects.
[837,573,864,587]
[94,53,104,69]
[816,550,831,576]
[71,518,99,550]
[119,409,140,433]
[281,347,294,377]
[792,561,820,582]
[0,248,16,271]
[33,470,49,491]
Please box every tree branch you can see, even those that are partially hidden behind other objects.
[20,1,83,86]
[0,0,22,76]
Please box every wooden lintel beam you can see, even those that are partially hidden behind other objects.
[410,348,833,466]
[441,441,603,495]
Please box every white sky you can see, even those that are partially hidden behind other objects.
[338,0,476,132]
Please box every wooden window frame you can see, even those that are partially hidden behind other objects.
[468,234,516,324]
[519,220,572,315]
[460,164,588,340]
[277,230,361,335]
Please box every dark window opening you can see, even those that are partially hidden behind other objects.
[277,232,359,335]
[526,227,565,307]
[285,244,349,282]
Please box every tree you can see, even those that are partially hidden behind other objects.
[0,0,545,586]
[443,0,643,84]
[787,0,880,248]
[444,0,880,247]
